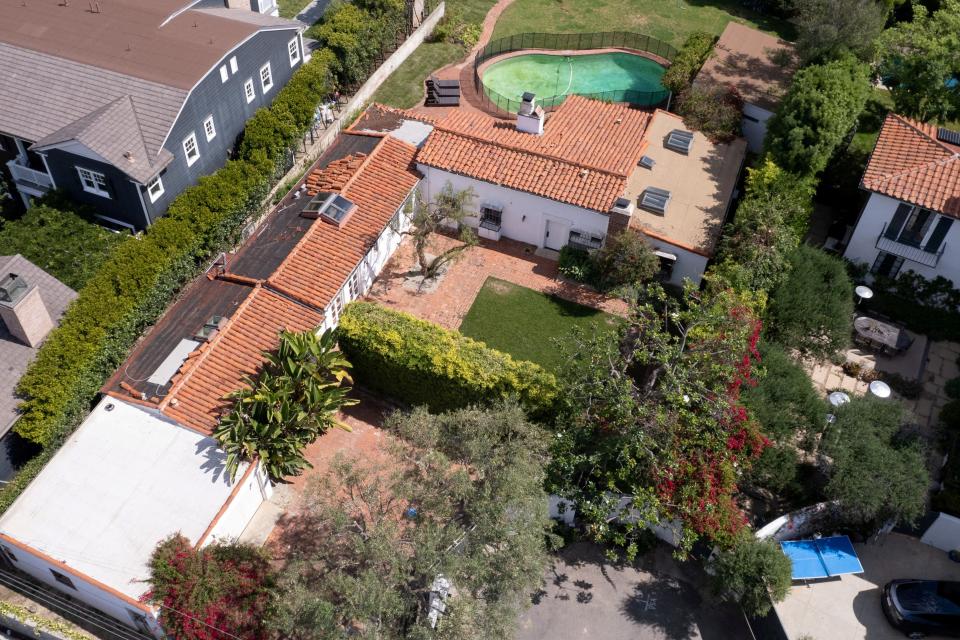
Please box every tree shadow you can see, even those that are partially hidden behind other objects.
[619,576,702,640]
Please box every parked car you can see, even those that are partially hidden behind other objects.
[882,580,960,638]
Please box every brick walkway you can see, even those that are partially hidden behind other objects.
[366,233,629,330]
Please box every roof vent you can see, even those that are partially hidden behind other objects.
[665,129,694,155]
[937,127,960,146]
[194,315,226,342]
[302,192,357,227]
[0,273,28,305]
[638,155,656,169]
[610,196,634,218]
[640,187,672,215]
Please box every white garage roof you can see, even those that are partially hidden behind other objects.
[0,397,248,600]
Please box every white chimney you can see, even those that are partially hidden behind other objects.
[0,273,53,348]
[517,92,544,135]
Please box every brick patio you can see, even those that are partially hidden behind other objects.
[365,233,629,330]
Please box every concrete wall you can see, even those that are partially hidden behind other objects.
[921,512,960,552]
[203,463,272,544]
[0,541,163,638]
[418,166,610,249]
[741,102,773,154]
[844,193,960,283]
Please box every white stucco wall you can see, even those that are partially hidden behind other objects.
[844,193,960,283]
[202,463,271,545]
[0,541,164,638]
[921,512,960,552]
[644,237,709,287]
[741,102,773,154]
[418,166,611,250]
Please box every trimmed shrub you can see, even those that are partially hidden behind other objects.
[661,31,716,94]
[675,85,743,143]
[592,229,659,291]
[557,245,595,284]
[337,302,558,415]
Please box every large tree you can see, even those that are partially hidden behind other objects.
[215,328,357,481]
[401,183,478,280]
[711,534,793,617]
[821,396,929,527]
[794,0,888,64]
[550,283,767,556]
[765,57,871,176]
[272,402,554,639]
[766,244,854,360]
[878,0,960,122]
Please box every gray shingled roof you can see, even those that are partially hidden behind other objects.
[0,43,185,182]
[0,255,77,434]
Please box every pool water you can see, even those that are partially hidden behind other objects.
[481,52,668,108]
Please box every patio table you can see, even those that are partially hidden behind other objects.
[853,316,911,353]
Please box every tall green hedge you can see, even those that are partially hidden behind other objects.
[9,53,333,461]
[661,31,716,95]
[337,302,558,415]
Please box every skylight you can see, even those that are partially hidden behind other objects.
[665,129,694,155]
[937,127,960,146]
[303,192,357,226]
[638,155,655,169]
[640,187,671,214]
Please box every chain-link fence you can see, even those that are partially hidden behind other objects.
[473,32,677,116]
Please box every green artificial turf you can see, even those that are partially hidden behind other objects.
[458,277,622,372]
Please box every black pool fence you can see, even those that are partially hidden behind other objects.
[472,31,677,116]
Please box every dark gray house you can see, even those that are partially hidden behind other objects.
[0,0,305,230]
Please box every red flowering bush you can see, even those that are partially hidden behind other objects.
[144,535,278,640]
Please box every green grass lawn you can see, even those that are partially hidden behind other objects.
[458,277,622,372]
[278,0,312,19]
[371,0,496,108]
[491,0,795,48]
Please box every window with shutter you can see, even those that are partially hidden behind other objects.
[924,217,953,254]
[884,203,913,240]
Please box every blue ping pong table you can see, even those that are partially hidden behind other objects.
[780,536,864,580]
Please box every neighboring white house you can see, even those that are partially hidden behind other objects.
[414,95,746,286]
[0,397,271,639]
[693,22,797,153]
[844,114,959,283]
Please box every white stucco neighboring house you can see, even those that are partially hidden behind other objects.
[693,22,798,153]
[844,114,960,283]
[414,96,746,286]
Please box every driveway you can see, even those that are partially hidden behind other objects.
[516,542,751,640]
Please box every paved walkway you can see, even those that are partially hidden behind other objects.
[366,233,629,330]
[295,0,330,26]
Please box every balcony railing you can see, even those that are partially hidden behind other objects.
[876,223,945,268]
[6,160,53,191]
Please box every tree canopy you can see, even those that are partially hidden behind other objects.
[878,0,960,122]
[766,244,854,360]
[765,57,871,176]
[711,534,793,617]
[794,0,887,64]
[822,396,929,527]
[272,402,554,639]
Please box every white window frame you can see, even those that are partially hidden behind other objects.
[229,56,238,74]
[203,115,216,142]
[288,38,300,67]
[146,175,165,203]
[244,78,256,104]
[76,166,110,198]
[182,132,200,167]
[219,64,229,83]
[260,62,273,93]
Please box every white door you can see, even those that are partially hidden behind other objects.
[544,218,567,251]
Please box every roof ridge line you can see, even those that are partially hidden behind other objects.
[431,124,630,179]
[867,151,960,187]
[891,113,960,158]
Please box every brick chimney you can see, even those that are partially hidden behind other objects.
[0,273,53,348]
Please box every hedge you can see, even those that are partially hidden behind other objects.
[337,302,558,415]
[661,31,716,95]
[7,51,334,495]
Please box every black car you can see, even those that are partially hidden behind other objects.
[883,580,960,638]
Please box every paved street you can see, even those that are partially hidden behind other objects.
[517,543,751,640]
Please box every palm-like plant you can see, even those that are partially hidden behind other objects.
[215,328,358,482]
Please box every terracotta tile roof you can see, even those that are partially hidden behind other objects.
[304,153,367,194]
[862,114,960,218]
[159,287,321,434]
[268,135,421,309]
[417,96,651,212]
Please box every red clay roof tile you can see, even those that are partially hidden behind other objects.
[862,113,960,218]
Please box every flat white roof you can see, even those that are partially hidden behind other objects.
[0,398,247,600]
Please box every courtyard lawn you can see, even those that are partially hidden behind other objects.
[278,0,312,19]
[458,277,623,372]
[371,0,496,108]
[491,0,794,48]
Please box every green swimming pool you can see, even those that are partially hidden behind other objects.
[480,52,668,109]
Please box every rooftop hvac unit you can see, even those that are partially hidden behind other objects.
[665,129,694,155]
[640,187,672,214]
